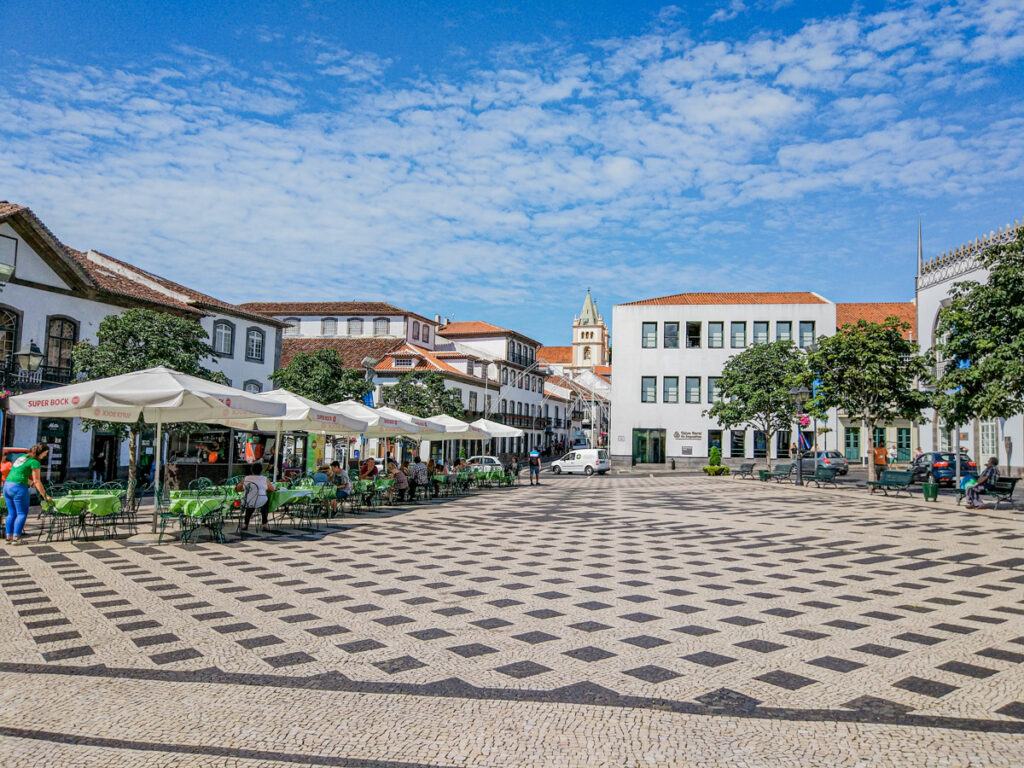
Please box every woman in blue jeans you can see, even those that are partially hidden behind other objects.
[4,443,53,545]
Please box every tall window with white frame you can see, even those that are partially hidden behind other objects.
[246,328,265,362]
[641,376,656,403]
[46,317,77,370]
[213,321,234,357]
[641,322,657,348]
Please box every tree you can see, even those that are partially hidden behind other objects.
[381,372,465,419]
[806,317,931,482]
[705,340,806,468]
[269,348,371,404]
[932,229,1024,440]
[72,308,225,500]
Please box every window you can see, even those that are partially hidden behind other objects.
[469,391,478,411]
[980,420,998,456]
[641,376,656,403]
[730,322,746,348]
[662,376,678,403]
[502,368,508,384]
[243,380,262,393]
[485,394,491,413]
[708,322,723,348]
[799,321,815,348]
[583,346,592,360]
[46,317,77,370]
[373,318,389,336]
[664,322,679,349]
[686,322,701,348]
[753,431,767,459]
[753,321,769,345]
[730,430,746,457]
[707,376,721,403]
[873,427,886,449]
[321,317,337,336]
[466,361,474,376]
[347,318,363,336]
[213,320,234,356]
[422,326,429,343]
[501,399,507,413]
[412,321,420,340]
[0,307,17,363]
[641,322,657,348]
[685,376,700,403]
[245,328,265,362]
[283,318,299,337]
[776,321,791,342]
[395,358,414,367]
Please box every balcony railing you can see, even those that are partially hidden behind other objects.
[495,414,548,430]
[1,360,74,391]
[506,354,532,367]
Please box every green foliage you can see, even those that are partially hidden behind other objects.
[708,445,722,467]
[933,230,1024,426]
[71,308,225,499]
[806,317,931,481]
[705,340,805,467]
[381,371,466,419]
[269,348,371,404]
[702,465,730,476]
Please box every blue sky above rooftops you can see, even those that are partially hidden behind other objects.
[3,0,1023,345]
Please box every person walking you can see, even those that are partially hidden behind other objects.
[4,443,53,545]
[965,457,999,509]
[887,444,898,467]
[528,449,542,486]
[91,450,106,484]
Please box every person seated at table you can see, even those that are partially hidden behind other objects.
[327,461,352,511]
[393,461,410,501]
[432,460,449,497]
[359,458,378,480]
[312,464,329,486]
[410,458,429,499]
[235,462,274,532]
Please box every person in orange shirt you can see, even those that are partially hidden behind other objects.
[873,441,888,472]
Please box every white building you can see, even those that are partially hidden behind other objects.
[610,292,835,468]
[437,321,548,455]
[916,219,1024,475]
[0,202,282,481]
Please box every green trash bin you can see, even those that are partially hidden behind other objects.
[758,470,771,482]
[922,482,939,502]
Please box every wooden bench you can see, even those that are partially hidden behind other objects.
[810,466,839,488]
[768,463,794,483]
[867,470,914,497]
[956,477,1019,509]
[735,463,756,480]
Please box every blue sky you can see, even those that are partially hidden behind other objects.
[3,0,1023,346]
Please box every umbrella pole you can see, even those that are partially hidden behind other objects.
[273,425,282,482]
[151,416,162,534]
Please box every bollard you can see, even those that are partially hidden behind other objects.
[671,458,676,470]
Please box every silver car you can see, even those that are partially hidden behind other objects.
[799,450,849,475]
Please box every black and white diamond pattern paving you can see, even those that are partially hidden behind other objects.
[2,474,1024,729]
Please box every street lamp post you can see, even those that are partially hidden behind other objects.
[789,385,811,487]
[1,341,45,445]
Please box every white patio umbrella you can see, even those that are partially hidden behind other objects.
[421,413,492,441]
[374,406,449,438]
[209,389,369,481]
[7,366,287,530]
[470,418,524,438]
[330,400,421,468]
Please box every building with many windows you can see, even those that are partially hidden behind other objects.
[0,202,283,481]
[916,219,1024,475]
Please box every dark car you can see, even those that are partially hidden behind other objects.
[910,451,978,486]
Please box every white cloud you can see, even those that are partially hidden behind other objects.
[1,0,1022,335]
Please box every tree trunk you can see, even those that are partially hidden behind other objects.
[765,429,774,469]
[864,415,876,483]
[127,426,139,508]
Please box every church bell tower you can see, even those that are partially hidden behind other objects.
[571,289,609,371]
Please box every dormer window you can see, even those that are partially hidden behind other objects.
[322,318,337,336]
[347,318,363,336]
[395,358,414,367]
[373,318,389,336]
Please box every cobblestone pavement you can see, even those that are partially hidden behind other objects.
[1,475,1023,766]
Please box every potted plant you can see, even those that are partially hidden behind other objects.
[703,445,730,476]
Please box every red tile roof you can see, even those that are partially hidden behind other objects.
[594,365,612,377]
[280,337,405,367]
[836,302,917,339]
[439,320,541,347]
[621,292,830,306]
[241,301,436,326]
[538,346,572,364]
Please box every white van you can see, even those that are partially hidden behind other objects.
[551,448,610,476]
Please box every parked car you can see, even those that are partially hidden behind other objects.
[909,451,978,486]
[798,450,849,475]
[466,455,504,473]
[551,448,610,476]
